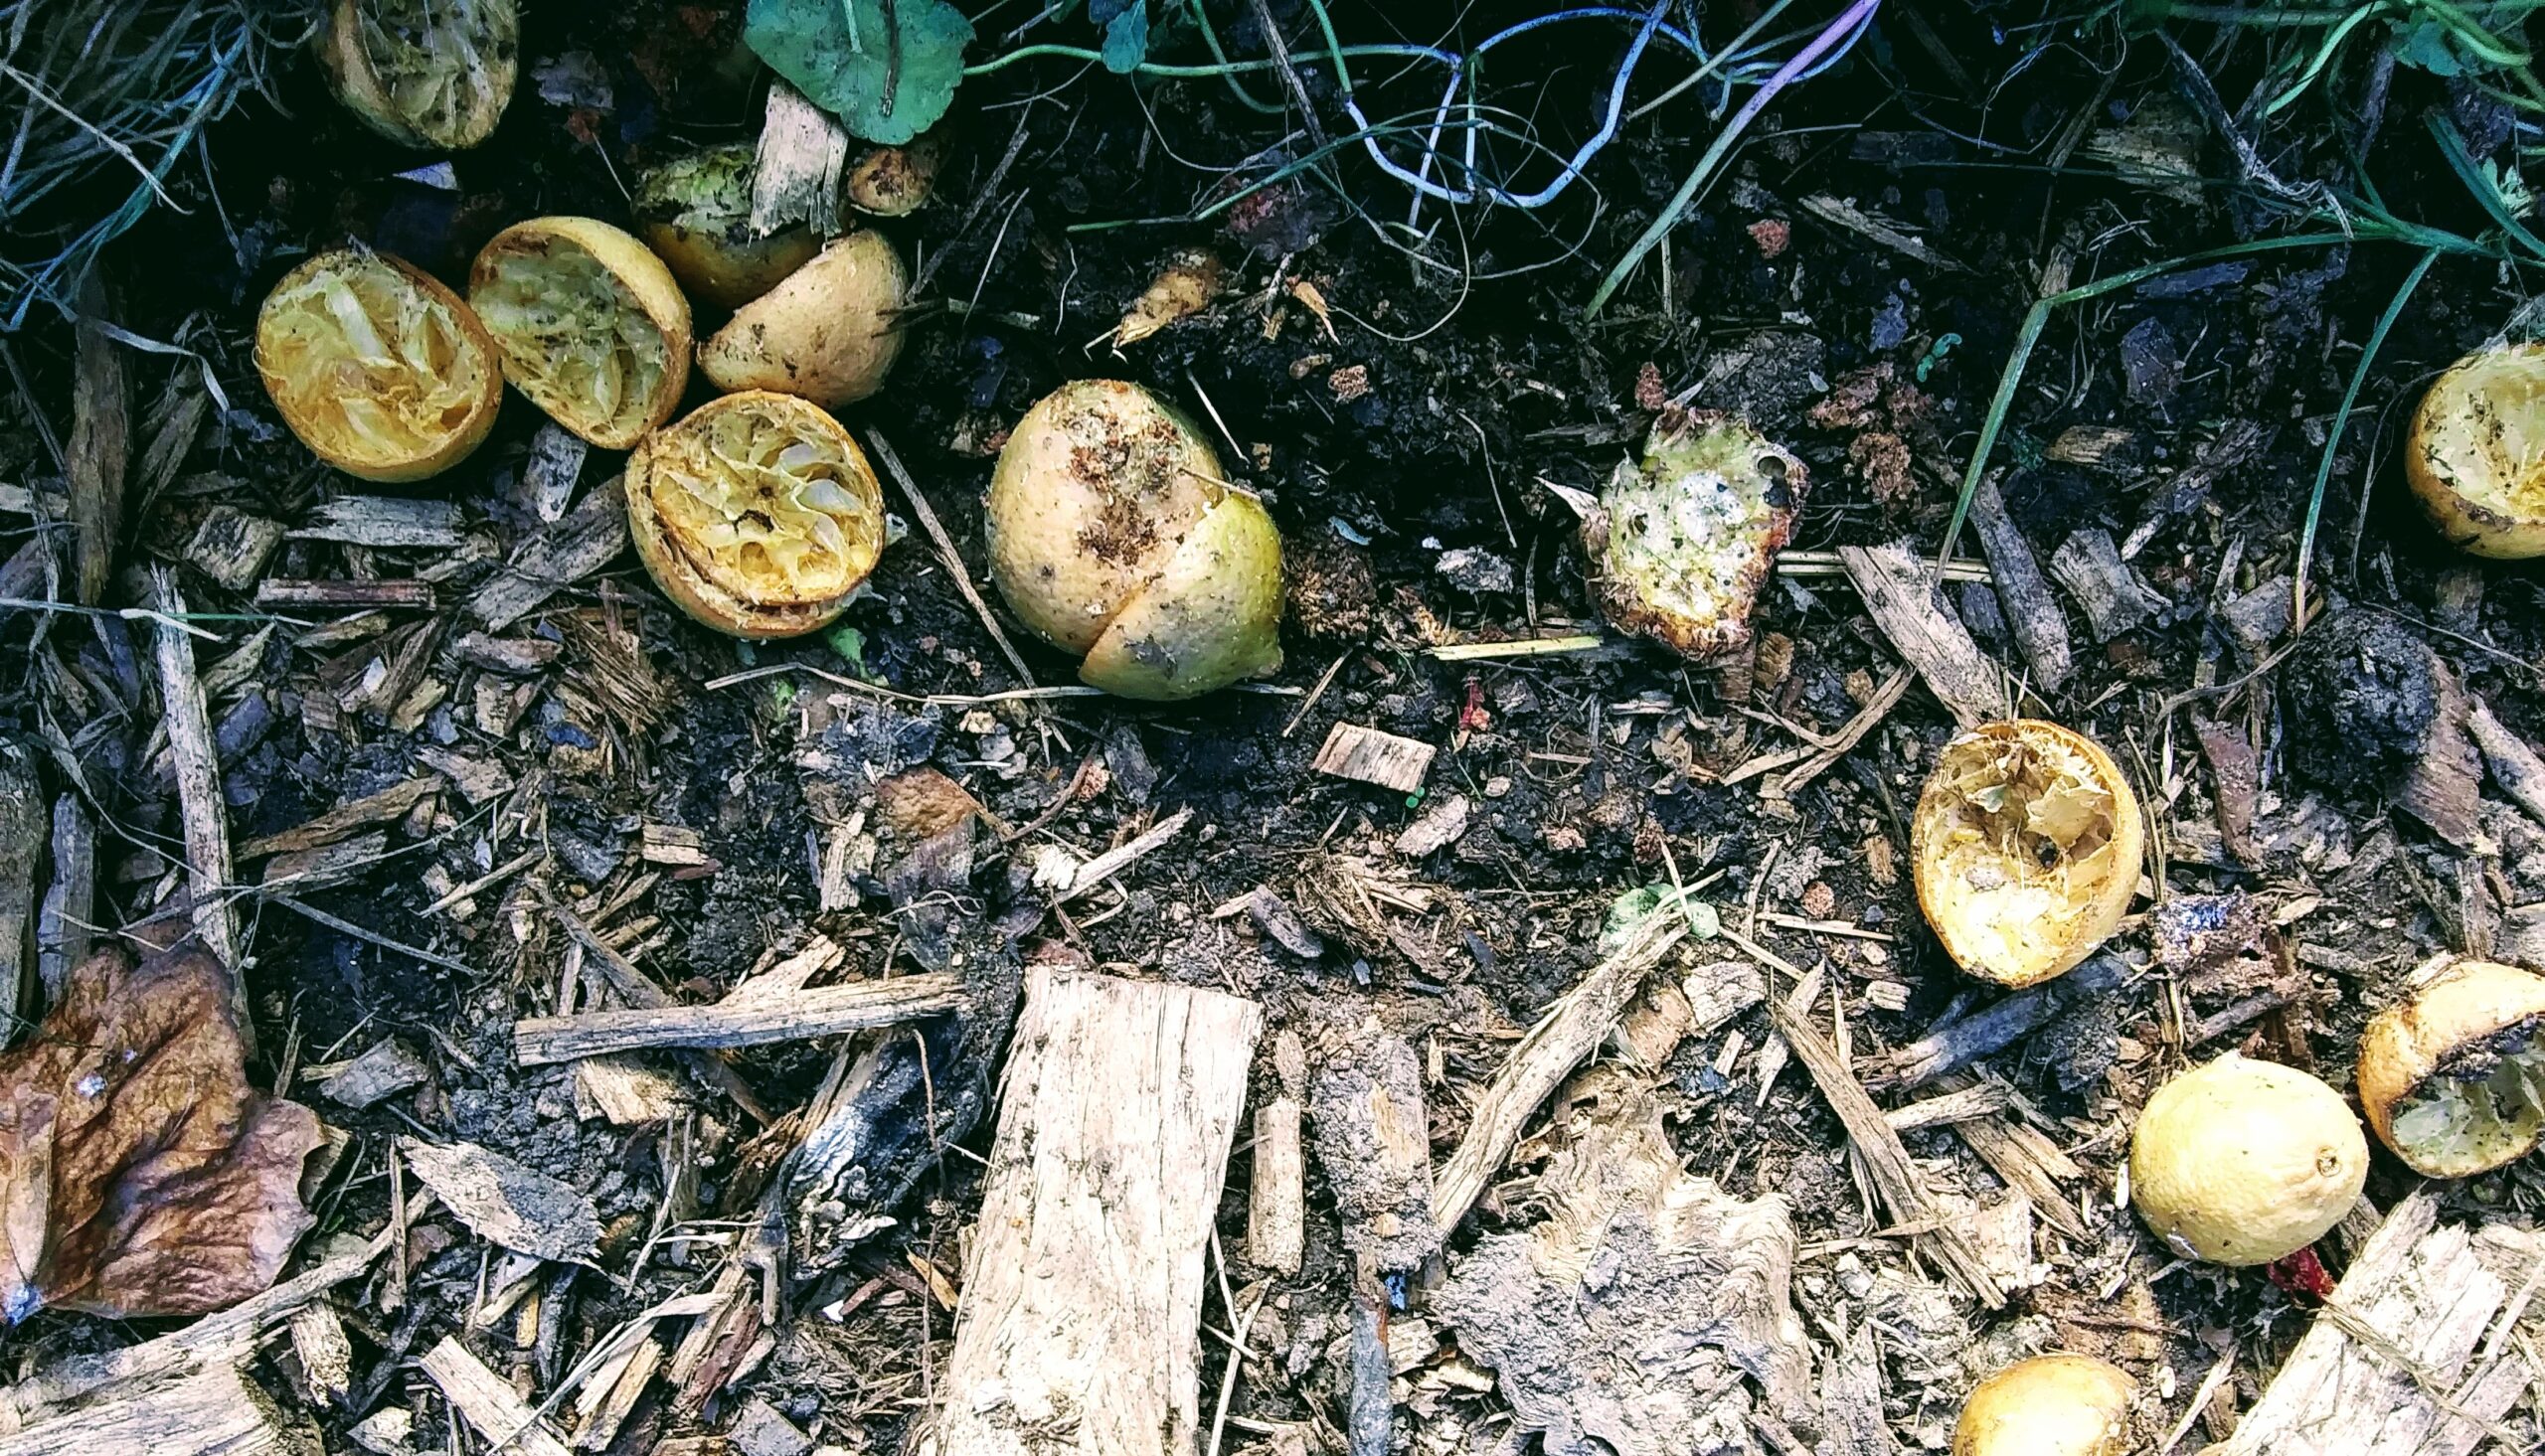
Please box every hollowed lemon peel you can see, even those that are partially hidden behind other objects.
[1911,720,2142,988]
[984,380,1283,700]
[2358,957,2545,1179]
[627,391,887,639]
[468,217,691,450]
[1951,1354,2135,1456]
[2407,342,2545,560]
[2128,1053,2367,1267]
[318,0,517,151]
[254,248,502,482]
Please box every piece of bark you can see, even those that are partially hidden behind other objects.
[35,794,91,1006]
[1963,473,2072,691]
[0,749,38,1029]
[515,974,964,1065]
[918,969,1262,1456]
[2467,697,2545,828]
[287,1302,353,1407]
[254,578,434,610]
[67,282,127,606]
[2193,718,2263,866]
[419,1337,573,1456]
[1312,724,1437,793]
[0,1365,296,1456]
[237,777,438,859]
[288,495,466,548]
[1765,994,2005,1307]
[400,1138,601,1265]
[573,1057,687,1125]
[2201,1192,2542,1456]
[148,569,242,986]
[261,831,387,891]
[1393,793,1470,857]
[2121,419,2270,559]
[1435,1066,1811,1456]
[1310,1032,1440,1274]
[519,422,588,523]
[1814,1318,1898,1456]
[1433,902,1695,1233]
[466,477,629,631]
[1248,1090,1305,1274]
[752,81,852,238]
[2049,528,2157,641]
[1050,807,1192,903]
[184,507,284,591]
[546,903,771,1125]
[1947,1094,2090,1242]
[307,1039,427,1110]
[1835,542,2002,729]
[2399,660,2486,847]
[452,630,562,674]
[1881,1080,2014,1133]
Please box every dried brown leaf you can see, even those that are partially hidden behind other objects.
[0,945,322,1321]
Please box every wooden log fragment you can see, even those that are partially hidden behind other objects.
[0,1366,294,1456]
[148,569,243,989]
[920,969,1262,1456]
[1962,473,2072,690]
[1835,542,2002,729]
[513,973,964,1065]
[2203,1191,2543,1455]
[419,1337,573,1456]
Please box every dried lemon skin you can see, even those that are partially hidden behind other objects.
[1951,1354,2134,1456]
[627,391,886,639]
[2128,1054,2367,1267]
[318,0,517,151]
[2407,343,2545,560]
[254,248,502,483]
[2357,958,2545,1178]
[986,380,1282,700]
[698,232,906,409]
[1911,720,2142,988]
[846,130,945,218]
[468,217,691,450]
[632,145,821,312]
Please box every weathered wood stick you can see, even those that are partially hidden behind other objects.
[148,568,243,1007]
[514,974,964,1065]
[419,1337,572,1456]
[922,968,1262,1456]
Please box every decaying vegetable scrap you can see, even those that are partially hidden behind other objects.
[0,945,320,1321]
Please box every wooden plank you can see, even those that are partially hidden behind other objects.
[920,969,1262,1456]
[1835,542,2002,729]
[513,974,964,1065]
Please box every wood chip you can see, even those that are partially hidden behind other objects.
[751,81,851,238]
[183,506,284,590]
[261,830,388,891]
[419,1337,573,1456]
[0,1365,291,1456]
[400,1138,602,1264]
[1313,723,1436,793]
[1248,1086,1305,1275]
[467,477,629,631]
[308,1038,428,1110]
[2048,528,2157,641]
[1962,473,2072,690]
[289,494,466,548]
[640,823,708,867]
[254,578,434,610]
[238,777,438,859]
[1310,1032,1441,1273]
[415,746,511,806]
[520,421,587,523]
[287,1302,353,1407]
[35,794,91,1006]
[921,968,1262,1456]
[148,569,242,986]
[513,973,964,1065]
[1393,792,1469,857]
[2468,696,2545,829]
[1834,542,2001,729]
[67,281,126,606]
[453,630,562,674]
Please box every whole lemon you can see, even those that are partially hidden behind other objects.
[1952,1354,2134,1456]
[2128,1053,2366,1267]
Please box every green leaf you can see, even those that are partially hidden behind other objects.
[2391,17,2466,76]
[825,622,868,672]
[1100,1,1149,74]
[747,0,973,145]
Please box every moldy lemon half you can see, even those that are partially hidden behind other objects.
[632,144,821,311]
[2128,1053,2367,1267]
[985,380,1282,700]
[318,0,517,151]
[468,217,691,449]
[1951,1354,2135,1456]
[2407,343,2545,559]
[1911,720,2142,988]
[2357,957,2545,1178]
[627,391,887,639]
[254,247,502,482]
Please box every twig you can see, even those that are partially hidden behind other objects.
[862,426,1039,687]
[148,569,243,994]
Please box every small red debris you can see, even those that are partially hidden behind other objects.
[1458,680,1491,733]
[1633,362,1668,412]
[1748,218,1791,259]
[2266,1245,2335,1301]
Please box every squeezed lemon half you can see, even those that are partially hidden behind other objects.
[319,0,517,151]
[254,247,501,482]
[2359,958,2545,1178]
[469,217,690,450]
[628,391,887,639]
[1912,720,2142,988]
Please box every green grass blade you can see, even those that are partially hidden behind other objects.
[2294,245,2441,621]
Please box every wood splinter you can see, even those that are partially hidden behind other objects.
[920,968,1262,1456]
